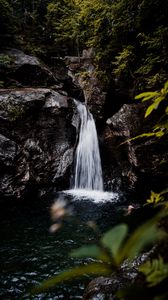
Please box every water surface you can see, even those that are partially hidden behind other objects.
[0,192,126,299]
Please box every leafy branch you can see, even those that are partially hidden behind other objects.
[31,212,166,295]
[139,256,168,287]
[135,81,168,118]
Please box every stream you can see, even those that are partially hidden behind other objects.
[0,191,127,299]
[0,102,129,299]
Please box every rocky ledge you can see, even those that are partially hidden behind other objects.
[0,87,75,200]
[102,103,168,198]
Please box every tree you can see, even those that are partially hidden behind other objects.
[0,0,15,47]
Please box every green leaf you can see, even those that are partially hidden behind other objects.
[160,188,168,195]
[31,263,111,294]
[164,81,168,91]
[139,257,168,287]
[141,95,158,102]
[145,103,157,117]
[71,244,102,259]
[101,224,128,259]
[153,121,168,131]
[155,131,165,138]
[135,92,158,100]
[120,214,165,261]
[165,107,168,114]
[146,191,164,205]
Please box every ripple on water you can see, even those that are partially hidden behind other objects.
[0,191,126,299]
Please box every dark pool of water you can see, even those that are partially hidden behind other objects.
[0,192,127,299]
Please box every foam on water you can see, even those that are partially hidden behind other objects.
[64,189,119,203]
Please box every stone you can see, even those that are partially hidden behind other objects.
[44,90,68,108]
[5,49,40,67]
[0,87,75,200]
[102,103,168,197]
[64,50,106,120]
[83,276,125,300]
[53,148,74,180]
[0,88,68,121]
[0,134,18,167]
[83,251,151,300]
[106,103,145,137]
[0,49,57,87]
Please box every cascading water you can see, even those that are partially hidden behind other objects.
[65,100,118,201]
[73,101,103,191]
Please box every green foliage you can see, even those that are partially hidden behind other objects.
[0,101,25,121]
[8,105,25,121]
[132,81,168,143]
[1,0,167,90]
[0,55,13,68]
[0,0,14,34]
[146,191,164,205]
[113,46,135,80]
[71,244,103,259]
[101,224,128,259]
[139,256,168,287]
[118,81,168,147]
[46,0,77,53]
[135,26,168,88]
[146,190,168,206]
[120,81,168,147]
[32,263,111,294]
[135,81,168,118]
[0,81,4,88]
[32,212,165,294]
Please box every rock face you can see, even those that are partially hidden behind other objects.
[0,52,76,200]
[0,48,167,201]
[83,276,122,300]
[65,49,106,121]
[102,103,168,197]
[83,250,151,300]
[0,49,57,87]
[0,89,75,199]
[0,134,18,167]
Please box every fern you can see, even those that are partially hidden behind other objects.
[146,191,164,205]
[139,257,168,287]
[146,189,168,206]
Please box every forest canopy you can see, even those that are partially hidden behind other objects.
[1,0,168,90]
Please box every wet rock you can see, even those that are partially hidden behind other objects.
[83,276,125,300]
[102,103,168,197]
[83,251,152,300]
[6,49,40,66]
[53,148,74,180]
[0,134,18,167]
[44,90,68,108]
[65,49,106,120]
[0,49,57,87]
[0,88,68,121]
[0,88,75,200]
[106,103,145,137]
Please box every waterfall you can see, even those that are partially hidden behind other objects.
[73,101,103,191]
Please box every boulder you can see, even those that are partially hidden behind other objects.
[83,251,152,300]
[0,49,57,87]
[0,88,75,200]
[83,276,121,300]
[102,103,168,197]
[0,88,68,121]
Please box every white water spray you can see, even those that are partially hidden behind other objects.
[73,101,103,191]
